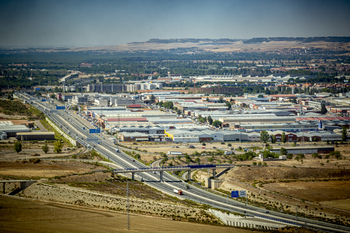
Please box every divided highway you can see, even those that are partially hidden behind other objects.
[18,92,350,233]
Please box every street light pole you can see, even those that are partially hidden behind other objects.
[127,180,130,230]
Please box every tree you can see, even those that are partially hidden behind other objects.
[150,94,156,104]
[54,140,63,153]
[207,115,213,125]
[321,103,327,114]
[270,134,276,143]
[225,101,231,110]
[14,141,22,154]
[42,141,49,154]
[342,126,347,142]
[281,132,286,143]
[260,130,269,143]
[212,120,222,128]
[219,96,224,103]
[280,147,287,155]
[195,157,200,164]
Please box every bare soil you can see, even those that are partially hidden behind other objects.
[0,195,255,233]
[0,160,103,179]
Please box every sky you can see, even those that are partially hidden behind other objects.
[0,0,350,48]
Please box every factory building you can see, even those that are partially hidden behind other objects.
[16,132,55,141]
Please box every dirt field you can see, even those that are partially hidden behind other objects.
[263,180,350,203]
[0,195,256,233]
[0,160,104,179]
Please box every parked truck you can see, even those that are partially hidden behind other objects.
[167,151,182,155]
[224,151,232,155]
[173,189,183,195]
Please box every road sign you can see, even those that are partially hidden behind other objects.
[89,128,101,134]
[231,191,239,198]
[86,137,99,142]
[239,190,246,197]
[231,190,246,198]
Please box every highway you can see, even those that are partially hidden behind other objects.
[18,92,350,233]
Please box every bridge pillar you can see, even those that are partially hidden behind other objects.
[159,171,163,182]
[131,172,135,181]
[212,169,216,177]
[187,169,191,181]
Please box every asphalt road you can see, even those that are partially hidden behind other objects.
[17,92,350,233]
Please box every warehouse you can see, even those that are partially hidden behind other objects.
[16,132,55,141]
[0,125,31,137]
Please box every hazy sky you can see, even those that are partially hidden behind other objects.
[1,0,350,48]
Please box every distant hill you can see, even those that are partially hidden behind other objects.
[243,37,350,44]
[130,38,241,44]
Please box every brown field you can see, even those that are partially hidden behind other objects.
[0,160,104,179]
[263,180,350,203]
[321,199,350,211]
[0,195,256,233]
[37,40,350,55]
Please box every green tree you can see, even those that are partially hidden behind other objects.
[212,120,222,128]
[225,101,231,110]
[280,147,287,155]
[281,132,286,143]
[14,141,22,154]
[321,104,327,114]
[207,115,213,125]
[42,141,49,154]
[270,134,276,143]
[54,140,63,153]
[150,94,156,104]
[195,157,200,164]
[219,96,224,103]
[260,130,269,143]
[342,126,347,142]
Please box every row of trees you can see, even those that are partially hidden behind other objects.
[14,140,63,154]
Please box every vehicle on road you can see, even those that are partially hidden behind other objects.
[115,149,119,152]
[167,151,182,155]
[173,189,183,195]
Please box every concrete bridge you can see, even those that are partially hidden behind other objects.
[113,164,235,181]
[0,180,37,195]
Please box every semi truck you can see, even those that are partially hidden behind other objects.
[173,189,183,195]
[167,151,182,155]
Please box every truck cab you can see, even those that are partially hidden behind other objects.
[173,189,183,195]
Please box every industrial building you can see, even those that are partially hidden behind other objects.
[0,125,31,137]
[117,132,149,142]
[16,132,55,141]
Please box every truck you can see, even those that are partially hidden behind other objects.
[224,151,232,155]
[115,149,119,153]
[167,151,182,155]
[173,189,183,195]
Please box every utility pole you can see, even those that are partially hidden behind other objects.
[127,180,130,230]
